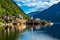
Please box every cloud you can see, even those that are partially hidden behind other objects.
[23,2,36,7]
[17,4,22,6]
[14,0,60,14]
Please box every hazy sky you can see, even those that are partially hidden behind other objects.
[14,0,60,14]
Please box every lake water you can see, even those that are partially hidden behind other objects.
[17,23,60,40]
[0,23,60,40]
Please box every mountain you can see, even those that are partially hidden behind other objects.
[28,11,40,17]
[28,8,47,17]
[0,0,30,19]
[28,2,60,22]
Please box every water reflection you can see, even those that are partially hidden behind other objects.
[17,30,59,40]
[0,28,20,40]
[0,23,60,40]
[33,23,60,40]
[17,23,60,40]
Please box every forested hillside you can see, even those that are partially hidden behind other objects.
[0,0,30,19]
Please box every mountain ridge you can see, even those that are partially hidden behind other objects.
[28,2,60,22]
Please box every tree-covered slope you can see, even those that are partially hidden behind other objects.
[0,0,30,19]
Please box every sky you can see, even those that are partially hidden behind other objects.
[14,0,60,14]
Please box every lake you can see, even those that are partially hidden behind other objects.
[17,23,60,40]
[0,22,60,40]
